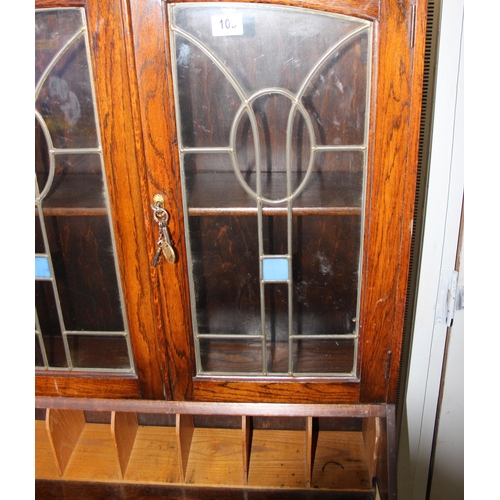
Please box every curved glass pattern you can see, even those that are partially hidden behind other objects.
[35,9,134,372]
[170,3,372,377]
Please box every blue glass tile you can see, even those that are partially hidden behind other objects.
[35,256,51,278]
[262,257,289,281]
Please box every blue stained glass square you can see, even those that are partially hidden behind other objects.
[262,257,289,281]
[35,256,51,278]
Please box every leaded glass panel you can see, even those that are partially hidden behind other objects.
[35,8,134,372]
[169,3,372,376]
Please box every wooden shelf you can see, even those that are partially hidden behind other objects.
[35,399,395,498]
[186,171,363,217]
[36,174,108,217]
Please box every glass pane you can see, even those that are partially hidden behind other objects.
[293,339,355,374]
[35,117,50,197]
[262,258,289,282]
[36,335,46,368]
[171,4,371,376]
[200,339,262,373]
[292,215,361,336]
[35,9,84,86]
[35,31,98,149]
[35,215,45,253]
[36,281,67,368]
[35,256,51,278]
[44,215,124,332]
[40,154,107,212]
[67,335,131,369]
[189,215,260,336]
[172,4,364,95]
[35,9,133,373]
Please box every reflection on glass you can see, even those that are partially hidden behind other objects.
[35,8,134,373]
[171,4,371,377]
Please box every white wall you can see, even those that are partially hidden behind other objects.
[428,226,464,499]
[397,0,464,498]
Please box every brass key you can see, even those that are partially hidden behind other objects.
[159,222,177,264]
[152,238,163,267]
[151,194,177,267]
[161,239,177,264]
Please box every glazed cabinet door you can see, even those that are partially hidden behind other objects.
[130,0,426,404]
[35,0,166,399]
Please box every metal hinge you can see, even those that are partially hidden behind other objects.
[435,270,462,327]
[409,4,417,48]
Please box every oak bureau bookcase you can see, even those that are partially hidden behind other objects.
[35,0,427,498]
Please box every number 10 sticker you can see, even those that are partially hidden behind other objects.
[211,13,244,37]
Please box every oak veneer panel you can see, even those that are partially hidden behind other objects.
[111,411,138,477]
[62,423,121,481]
[158,0,380,20]
[46,409,86,476]
[36,420,61,479]
[177,413,195,482]
[242,416,252,485]
[86,0,167,401]
[36,375,141,399]
[183,428,244,486]
[305,417,315,488]
[194,380,360,404]
[358,0,428,403]
[123,425,179,483]
[362,417,380,481]
[310,431,371,490]
[129,0,195,402]
[35,0,166,400]
[247,429,307,489]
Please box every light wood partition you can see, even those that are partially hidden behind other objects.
[111,411,138,477]
[45,408,85,476]
[36,398,395,496]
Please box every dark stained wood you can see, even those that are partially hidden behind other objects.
[128,0,196,401]
[35,0,167,399]
[164,0,380,21]
[86,0,168,399]
[35,480,377,499]
[128,0,426,405]
[33,2,421,495]
[36,0,426,411]
[35,396,387,418]
[193,379,360,404]
[375,405,397,500]
[36,374,141,399]
[386,0,428,404]
[36,0,86,6]
[358,0,427,404]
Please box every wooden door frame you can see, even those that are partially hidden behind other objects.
[128,0,427,403]
[35,0,167,400]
